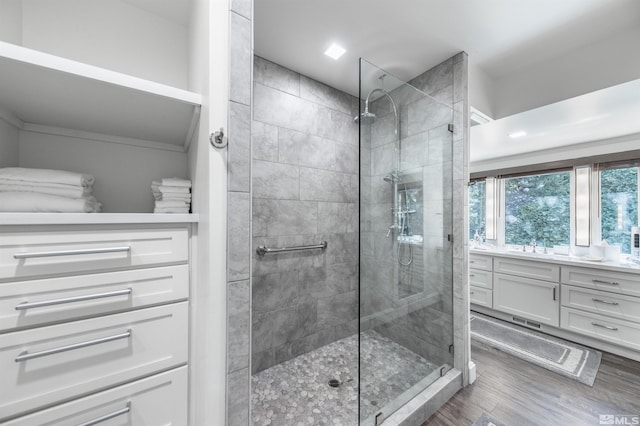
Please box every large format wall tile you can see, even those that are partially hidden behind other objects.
[228,192,251,281]
[229,12,251,105]
[299,167,358,202]
[253,199,318,236]
[254,83,318,135]
[252,57,359,373]
[254,56,300,96]
[252,160,299,200]
[228,101,251,192]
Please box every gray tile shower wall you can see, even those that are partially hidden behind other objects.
[360,57,459,369]
[251,56,359,374]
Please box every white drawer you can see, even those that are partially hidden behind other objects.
[469,269,493,289]
[470,286,492,308]
[0,225,188,280]
[494,256,560,282]
[0,265,189,332]
[469,254,492,271]
[3,366,187,425]
[561,307,640,351]
[561,285,640,324]
[0,302,187,420]
[561,266,640,298]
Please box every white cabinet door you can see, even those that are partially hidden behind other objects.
[494,273,559,326]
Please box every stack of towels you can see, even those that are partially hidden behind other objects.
[152,178,191,213]
[0,167,101,213]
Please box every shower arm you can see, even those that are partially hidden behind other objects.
[364,88,399,135]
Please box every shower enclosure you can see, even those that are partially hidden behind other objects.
[250,56,455,426]
[359,59,454,424]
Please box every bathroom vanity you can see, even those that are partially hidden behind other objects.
[470,248,640,361]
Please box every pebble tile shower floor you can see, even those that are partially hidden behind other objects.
[251,330,438,425]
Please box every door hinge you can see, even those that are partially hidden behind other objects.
[448,123,455,133]
[447,234,453,242]
[449,344,454,355]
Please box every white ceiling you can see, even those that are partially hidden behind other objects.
[470,78,640,162]
[254,0,640,98]
[254,0,640,164]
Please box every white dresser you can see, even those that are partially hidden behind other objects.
[0,214,195,425]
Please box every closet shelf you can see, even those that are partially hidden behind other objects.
[0,42,202,151]
[0,213,199,225]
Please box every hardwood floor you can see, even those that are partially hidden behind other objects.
[424,340,640,425]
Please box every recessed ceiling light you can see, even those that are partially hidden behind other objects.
[324,43,346,60]
[508,131,527,138]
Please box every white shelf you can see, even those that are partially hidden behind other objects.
[0,213,199,225]
[0,42,202,150]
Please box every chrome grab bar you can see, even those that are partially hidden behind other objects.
[77,402,131,426]
[256,241,328,256]
[15,329,132,362]
[14,246,131,259]
[15,288,132,311]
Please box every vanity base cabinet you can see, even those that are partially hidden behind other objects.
[493,273,559,327]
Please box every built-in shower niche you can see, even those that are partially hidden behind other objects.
[395,175,425,299]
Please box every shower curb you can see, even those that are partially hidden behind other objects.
[381,368,461,426]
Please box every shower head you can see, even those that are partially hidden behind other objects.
[357,110,376,124]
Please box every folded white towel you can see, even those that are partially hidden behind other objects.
[0,182,92,198]
[0,192,101,213]
[153,193,192,202]
[154,178,192,188]
[0,167,95,188]
[154,206,190,214]
[151,184,190,194]
[154,200,190,208]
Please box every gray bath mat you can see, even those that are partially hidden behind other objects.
[472,412,506,426]
[470,313,601,386]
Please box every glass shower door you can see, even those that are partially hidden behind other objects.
[358,58,454,424]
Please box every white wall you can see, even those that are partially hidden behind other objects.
[18,130,188,212]
[20,0,189,88]
[0,118,19,167]
[468,60,495,119]
[0,0,22,44]
[490,26,640,119]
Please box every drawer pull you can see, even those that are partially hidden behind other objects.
[13,246,131,259]
[553,287,556,301]
[15,288,132,310]
[591,322,619,331]
[592,298,619,306]
[15,329,132,362]
[77,402,131,426]
[592,279,619,286]
[470,291,475,295]
[469,274,475,277]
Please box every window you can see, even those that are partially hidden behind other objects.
[504,171,571,247]
[469,180,485,241]
[600,166,639,254]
